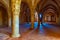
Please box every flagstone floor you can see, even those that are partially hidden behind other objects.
[0,22,60,40]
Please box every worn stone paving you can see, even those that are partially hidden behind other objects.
[0,23,60,40]
[0,33,9,40]
[8,30,60,40]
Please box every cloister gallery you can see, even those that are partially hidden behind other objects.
[0,0,60,40]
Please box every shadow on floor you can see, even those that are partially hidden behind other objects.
[0,22,60,38]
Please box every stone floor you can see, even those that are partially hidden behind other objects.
[0,22,60,40]
[0,33,9,40]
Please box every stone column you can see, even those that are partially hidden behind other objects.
[0,11,2,26]
[11,0,21,37]
[30,8,35,29]
[8,2,12,27]
[38,14,40,29]
[8,14,11,27]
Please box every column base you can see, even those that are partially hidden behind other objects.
[29,28,34,30]
[12,34,20,38]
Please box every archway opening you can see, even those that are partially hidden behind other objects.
[34,11,38,22]
[43,12,56,24]
[43,9,57,24]
[0,6,8,27]
[20,2,31,24]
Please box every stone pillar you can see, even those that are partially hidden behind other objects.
[11,0,21,37]
[30,8,35,29]
[38,14,40,29]
[0,11,2,26]
[8,14,11,27]
[8,2,12,27]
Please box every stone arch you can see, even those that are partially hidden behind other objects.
[36,0,60,13]
[40,4,59,24]
[41,4,59,16]
[0,0,9,16]
[35,0,60,25]
[35,0,47,12]
[0,3,8,27]
[0,0,10,27]
[43,8,57,23]
[20,2,31,24]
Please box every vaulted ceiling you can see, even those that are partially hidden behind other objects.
[0,0,60,15]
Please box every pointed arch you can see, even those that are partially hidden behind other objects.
[20,2,31,24]
[0,2,8,27]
